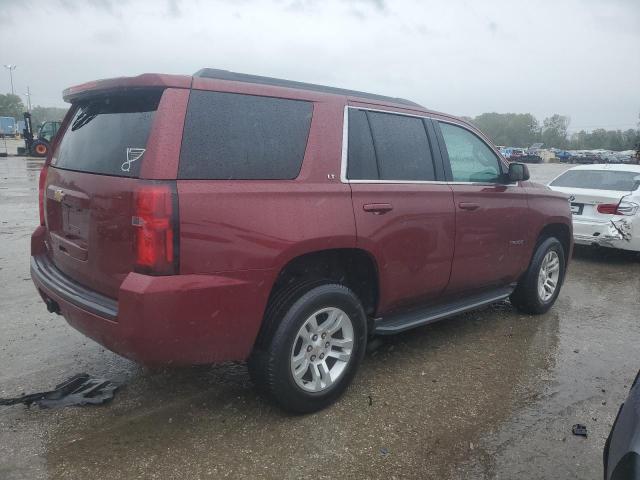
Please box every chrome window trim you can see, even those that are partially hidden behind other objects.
[340,105,516,187]
[340,106,349,183]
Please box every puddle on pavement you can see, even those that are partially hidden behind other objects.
[37,304,560,479]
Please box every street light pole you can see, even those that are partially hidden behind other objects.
[25,86,32,111]
[3,64,17,95]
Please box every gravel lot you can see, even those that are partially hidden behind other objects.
[1,151,639,479]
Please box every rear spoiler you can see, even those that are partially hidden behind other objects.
[63,73,192,103]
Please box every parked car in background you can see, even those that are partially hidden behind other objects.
[555,150,572,162]
[509,148,526,160]
[0,116,16,138]
[604,369,640,480]
[519,152,543,164]
[612,151,636,164]
[569,151,601,164]
[548,164,640,252]
[30,69,573,412]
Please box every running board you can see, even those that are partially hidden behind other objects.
[374,286,515,335]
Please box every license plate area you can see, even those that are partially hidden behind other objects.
[62,202,89,241]
[570,203,584,215]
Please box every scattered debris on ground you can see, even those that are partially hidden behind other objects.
[0,373,120,409]
[572,424,588,437]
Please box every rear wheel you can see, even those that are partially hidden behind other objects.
[31,141,49,157]
[249,283,367,413]
[511,237,566,314]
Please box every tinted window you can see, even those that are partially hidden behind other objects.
[439,122,502,183]
[550,170,640,191]
[347,109,378,180]
[179,91,312,180]
[53,91,161,177]
[367,112,435,181]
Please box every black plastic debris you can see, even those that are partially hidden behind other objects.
[0,373,119,409]
[572,424,588,437]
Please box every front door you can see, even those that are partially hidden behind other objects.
[435,121,529,295]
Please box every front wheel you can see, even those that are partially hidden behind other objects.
[249,283,367,413]
[511,237,566,314]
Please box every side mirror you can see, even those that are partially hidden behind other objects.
[508,162,530,182]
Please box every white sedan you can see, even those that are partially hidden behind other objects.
[548,164,640,252]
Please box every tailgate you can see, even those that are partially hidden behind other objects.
[43,90,162,299]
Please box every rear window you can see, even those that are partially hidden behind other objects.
[550,170,640,191]
[53,90,161,177]
[178,91,313,180]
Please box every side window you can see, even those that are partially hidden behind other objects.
[179,91,312,180]
[439,122,502,183]
[367,112,435,181]
[40,123,54,142]
[347,109,378,180]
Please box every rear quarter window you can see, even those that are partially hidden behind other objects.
[178,91,313,180]
[53,90,161,177]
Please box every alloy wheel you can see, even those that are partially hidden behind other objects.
[538,250,560,302]
[290,307,354,393]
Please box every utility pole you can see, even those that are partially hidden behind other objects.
[25,86,32,111]
[3,64,17,95]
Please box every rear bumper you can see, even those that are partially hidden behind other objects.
[572,216,640,252]
[31,255,118,320]
[30,248,274,366]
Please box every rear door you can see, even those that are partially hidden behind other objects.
[435,120,529,295]
[44,89,164,298]
[346,106,456,314]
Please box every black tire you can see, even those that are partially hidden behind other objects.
[248,283,367,413]
[31,140,49,158]
[510,236,566,315]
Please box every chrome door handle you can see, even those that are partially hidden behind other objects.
[458,202,480,211]
[363,203,394,214]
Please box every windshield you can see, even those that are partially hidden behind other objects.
[550,169,640,191]
[52,90,162,177]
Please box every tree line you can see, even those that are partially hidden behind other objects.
[0,93,68,132]
[463,112,639,151]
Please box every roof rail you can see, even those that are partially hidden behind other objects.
[193,68,423,108]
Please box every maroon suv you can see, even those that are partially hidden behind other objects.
[31,69,572,412]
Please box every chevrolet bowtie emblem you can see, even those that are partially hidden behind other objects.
[53,189,65,202]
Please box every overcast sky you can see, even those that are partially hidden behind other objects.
[1,0,638,131]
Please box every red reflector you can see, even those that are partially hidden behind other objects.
[597,203,618,215]
[133,183,178,275]
[38,165,48,226]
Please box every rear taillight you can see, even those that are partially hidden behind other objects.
[597,201,639,216]
[133,182,179,275]
[597,203,618,215]
[38,165,48,226]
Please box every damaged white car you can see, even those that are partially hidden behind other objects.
[549,164,640,252]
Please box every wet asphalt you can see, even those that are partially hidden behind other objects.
[1,150,639,479]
